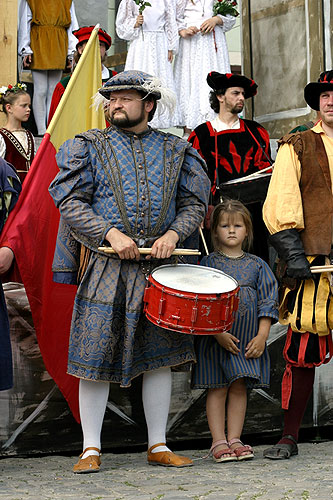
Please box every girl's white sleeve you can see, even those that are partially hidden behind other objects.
[176,0,187,32]
[217,14,236,33]
[0,136,6,158]
[165,0,179,53]
[116,0,140,41]
[67,1,80,55]
[18,0,33,56]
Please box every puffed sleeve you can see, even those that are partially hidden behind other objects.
[49,137,112,244]
[217,14,236,33]
[168,146,210,241]
[256,258,279,322]
[116,0,141,41]
[263,142,303,235]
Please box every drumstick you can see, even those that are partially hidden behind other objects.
[199,227,209,256]
[98,247,201,255]
[310,265,333,273]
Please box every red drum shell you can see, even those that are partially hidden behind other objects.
[143,264,239,335]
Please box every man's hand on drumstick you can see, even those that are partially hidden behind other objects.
[215,332,240,355]
[105,227,140,260]
[148,230,179,260]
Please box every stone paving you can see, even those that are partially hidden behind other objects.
[0,441,332,500]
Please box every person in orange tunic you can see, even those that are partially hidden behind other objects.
[18,0,79,135]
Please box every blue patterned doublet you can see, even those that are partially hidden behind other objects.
[49,125,210,386]
[192,252,279,390]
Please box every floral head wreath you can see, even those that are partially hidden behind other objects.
[0,83,28,100]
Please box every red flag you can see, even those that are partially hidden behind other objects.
[0,26,106,422]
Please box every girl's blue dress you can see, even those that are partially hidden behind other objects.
[192,252,279,389]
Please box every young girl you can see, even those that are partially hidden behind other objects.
[0,83,35,183]
[116,0,180,129]
[193,200,278,462]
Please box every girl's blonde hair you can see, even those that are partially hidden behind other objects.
[210,199,253,251]
[0,85,29,115]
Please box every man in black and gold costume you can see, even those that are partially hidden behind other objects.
[263,70,333,460]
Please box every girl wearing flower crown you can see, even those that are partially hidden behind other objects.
[192,200,278,462]
[0,84,35,183]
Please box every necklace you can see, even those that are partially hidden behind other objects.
[218,250,245,260]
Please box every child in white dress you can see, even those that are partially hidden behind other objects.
[174,0,236,133]
[116,0,180,129]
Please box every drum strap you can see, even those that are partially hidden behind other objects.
[243,122,274,167]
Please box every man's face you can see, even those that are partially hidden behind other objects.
[218,87,245,114]
[109,90,151,129]
[319,90,333,127]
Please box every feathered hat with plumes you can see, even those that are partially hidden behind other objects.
[94,70,176,116]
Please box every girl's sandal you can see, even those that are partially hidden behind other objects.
[228,438,254,461]
[209,439,237,463]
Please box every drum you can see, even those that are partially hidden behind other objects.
[219,172,272,205]
[143,264,239,335]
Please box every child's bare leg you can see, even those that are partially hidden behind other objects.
[226,378,251,457]
[206,387,233,457]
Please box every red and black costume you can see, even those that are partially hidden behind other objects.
[0,129,35,183]
[189,119,272,260]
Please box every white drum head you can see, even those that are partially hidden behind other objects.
[151,264,237,294]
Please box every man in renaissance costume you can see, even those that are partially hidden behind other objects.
[262,70,333,459]
[188,72,272,260]
[49,70,210,473]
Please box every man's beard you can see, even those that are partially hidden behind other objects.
[230,103,244,114]
[110,106,146,128]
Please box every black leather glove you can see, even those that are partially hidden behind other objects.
[269,229,312,280]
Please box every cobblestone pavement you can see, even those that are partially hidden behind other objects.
[0,442,332,500]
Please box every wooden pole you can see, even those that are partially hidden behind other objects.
[0,0,18,127]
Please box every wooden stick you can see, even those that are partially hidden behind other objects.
[98,247,201,256]
[199,227,209,256]
[310,265,333,273]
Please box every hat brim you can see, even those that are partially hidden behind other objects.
[99,84,161,99]
[304,82,333,110]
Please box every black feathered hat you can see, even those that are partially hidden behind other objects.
[304,70,333,111]
[207,72,258,98]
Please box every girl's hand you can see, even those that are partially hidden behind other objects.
[245,335,266,359]
[134,14,144,28]
[215,332,240,354]
[168,50,173,63]
[179,26,199,38]
[200,16,220,34]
